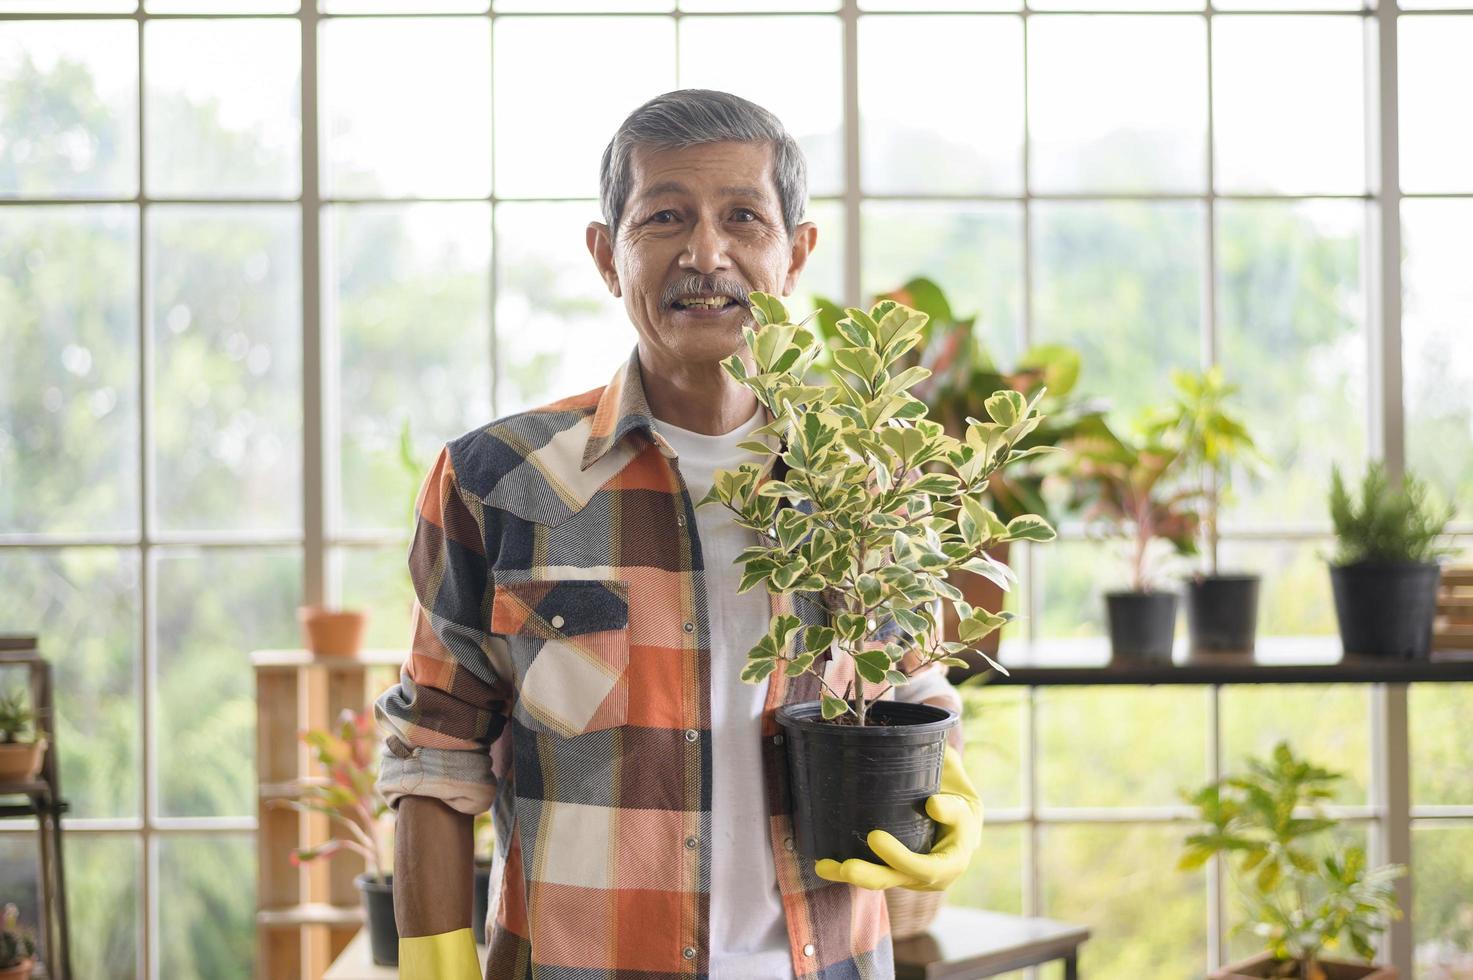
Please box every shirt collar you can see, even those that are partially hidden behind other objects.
[580,344,778,472]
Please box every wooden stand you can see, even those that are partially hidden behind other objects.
[1435,567,1473,652]
[252,649,402,980]
[0,636,71,980]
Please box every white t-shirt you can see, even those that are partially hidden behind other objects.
[654,403,794,980]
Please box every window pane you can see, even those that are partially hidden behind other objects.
[678,16,842,196]
[1411,685,1473,806]
[1216,538,1337,640]
[859,15,1023,194]
[148,0,298,13]
[1213,16,1365,194]
[961,686,1026,811]
[0,1,136,9]
[154,547,301,817]
[1031,201,1203,422]
[950,823,1023,915]
[862,0,1016,9]
[680,0,835,9]
[157,834,255,980]
[494,200,636,413]
[0,835,42,961]
[493,17,674,198]
[794,198,843,312]
[329,202,491,532]
[0,21,138,196]
[149,205,301,533]
[1,206,138,534]
[67,834,140,980]
[1033,538,1111,649]
[1039,688,1208,807]
[0,548,141,819]
[496,0,665,9]
[861,201,1023,367]
[1400,17,1473,192]
[1414,825,1473,976]
[1221,684,1370,805]
[1217,200,1366,526]
[1403,200,1473,521]
[1041,823,1207,977]
[334,544,415,652]
[1028,17,1206,192]
[144,19,300,198]
[323,0,483,10]
[321,18,490,198]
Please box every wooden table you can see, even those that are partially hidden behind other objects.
[893,906,1090,979]
[324,906,1088,980]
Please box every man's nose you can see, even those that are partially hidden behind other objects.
[679,217,730,274]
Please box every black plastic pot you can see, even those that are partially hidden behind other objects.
[1105,590,1179,662]
[777,699,957,864]
[1330,560,1441,659]
[1186,574,1260,656]
[355,872,397,966]
[473,859,492,944]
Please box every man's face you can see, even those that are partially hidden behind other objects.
[587,140,817,366]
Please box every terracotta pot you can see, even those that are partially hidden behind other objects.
[0,957,35,980]
[298,606,367,658]
[0,739,46,783]
[1211,951,1396,979]
[942,542,1011,681]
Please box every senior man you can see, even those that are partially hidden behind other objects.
[375,89,981,980]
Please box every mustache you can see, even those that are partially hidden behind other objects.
[660,274,750,310]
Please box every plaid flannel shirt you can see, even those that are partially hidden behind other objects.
[375,344,962,979]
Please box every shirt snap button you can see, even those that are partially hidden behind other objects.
[550,614,565,629]
[684,729,699,743]
[685,836,698,850]
[773,734,784,746]
[683,946,697,960]
[803,943,816,957]
[683,621,695,633]
[784,837,795,852]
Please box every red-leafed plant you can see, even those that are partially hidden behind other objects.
[273,708,390,883]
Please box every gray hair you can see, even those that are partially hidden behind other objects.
[598,89,808,241]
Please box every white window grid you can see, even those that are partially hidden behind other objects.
[0,1,1469,976]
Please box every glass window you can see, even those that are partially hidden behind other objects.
[66,834,142,980]
[1221,684,1372,805]
[156,834,256,980]
[1413,825,1473,976]
[1399,17,1473,193]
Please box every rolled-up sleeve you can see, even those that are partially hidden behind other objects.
[374,443,510,815]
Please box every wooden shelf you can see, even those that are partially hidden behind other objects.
[986,651,1473,687]
[258,904,365,929]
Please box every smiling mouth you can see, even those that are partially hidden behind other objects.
[671,294,739,311]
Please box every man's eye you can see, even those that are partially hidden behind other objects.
[732,208,757,222]
[651,210,678,223]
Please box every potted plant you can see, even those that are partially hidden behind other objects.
[1147,368,1264,656]
[1181,742,1403,979]
[472,811,494,945]
[1071,426,1202,661]
[1327,462,1454,660]
[702,292,1055,863]
[273,709,395,965]
[817,278,1107,671]
[296,606,368,658]
[0,905,36,980]
[0,689,46,784]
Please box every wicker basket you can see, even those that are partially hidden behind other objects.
[885,886,944,940]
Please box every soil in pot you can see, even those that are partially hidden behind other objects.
[1106,591,1178,662]
[1211,951,1396,979]
[1187,574,1260,657]
[1330,561,1441,660]
[0,739,46,783]
[355,872,396,966]
[777,699,957,864]
[473,858,492,945]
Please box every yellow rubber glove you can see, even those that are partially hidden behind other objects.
[814,744,981,892]
[399,927,482,980]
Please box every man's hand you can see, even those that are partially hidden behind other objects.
[813,745,981,892]
[395,796,483,979]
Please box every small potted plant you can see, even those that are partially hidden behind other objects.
[703,292,1055,863]
[1181,742,1403,979]
[1328,463,1453,660]
[0,689,46,784]
[472,811,494,945]
[1071,426,1202,661]
[1147,368,1264,656]
[297,606,369,658]
[818,278,1107,671]
[273,709,395,965]
[0,904,36,980]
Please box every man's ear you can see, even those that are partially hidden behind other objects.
[781,221,819,297]
[587,221,621,298]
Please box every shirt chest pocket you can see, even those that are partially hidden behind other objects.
[490,578,630,738]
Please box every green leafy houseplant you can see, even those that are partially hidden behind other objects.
[1326,462,1454,660]
[0,691,33,745]
[0,904,37,975]
[1181,742,1403,980]
[276,708,390,882]
[0,689,46,784]
[701,292,1058,728]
